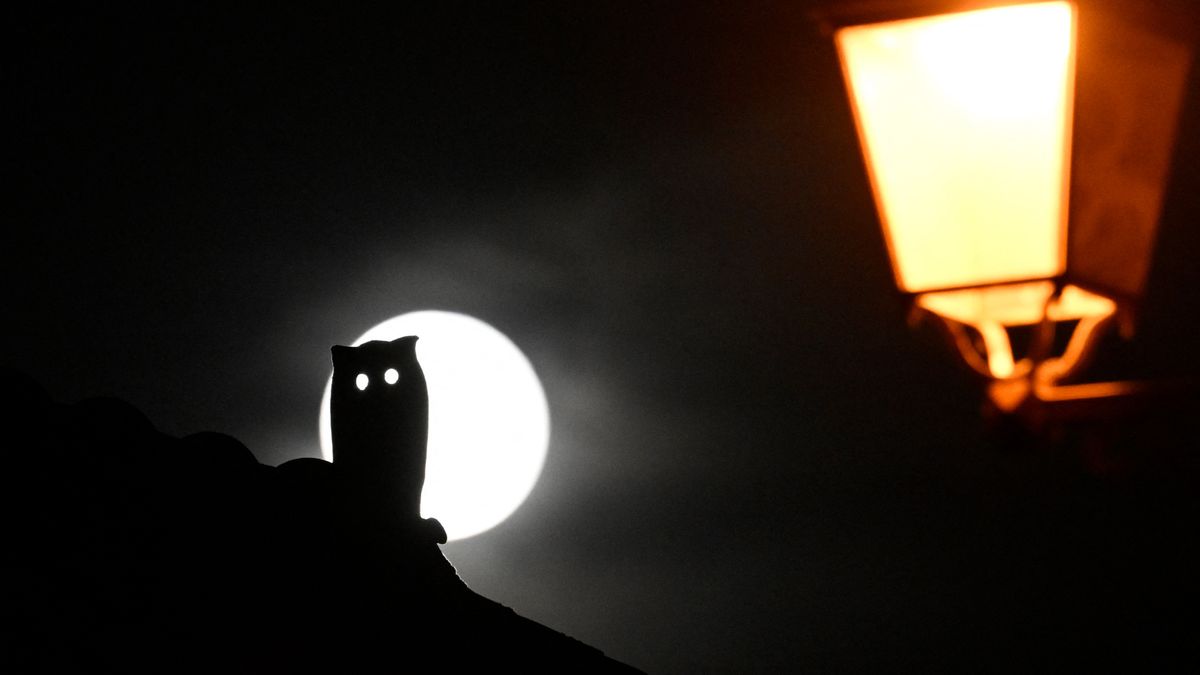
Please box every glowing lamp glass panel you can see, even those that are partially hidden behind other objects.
[836,2,1076,293]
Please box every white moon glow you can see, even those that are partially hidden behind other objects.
[319,311,550,541]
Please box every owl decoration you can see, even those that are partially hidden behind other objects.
[330,336,429,522]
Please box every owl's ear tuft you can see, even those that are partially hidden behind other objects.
[331,345,352,367]
[388,335,419,354]
[392,335,419,360]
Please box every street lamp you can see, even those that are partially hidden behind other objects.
[820,0,1194,420]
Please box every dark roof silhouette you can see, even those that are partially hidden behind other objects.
[2,367,641,673]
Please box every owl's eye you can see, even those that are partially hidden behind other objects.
[384,368,400,385]
[355,373,369,391]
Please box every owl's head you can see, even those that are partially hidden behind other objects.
[331,336,422,394]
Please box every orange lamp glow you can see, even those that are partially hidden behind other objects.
[824,0,1193,411]
[838,2,1076,294]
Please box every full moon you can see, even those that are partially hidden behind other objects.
[319,311,550,541]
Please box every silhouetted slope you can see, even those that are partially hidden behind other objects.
[1,368,641,673]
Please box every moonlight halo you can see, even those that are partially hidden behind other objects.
[319,311,550,541]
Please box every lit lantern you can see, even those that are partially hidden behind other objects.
[823,0,1193,410]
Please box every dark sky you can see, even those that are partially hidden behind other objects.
[8,2,1200,672]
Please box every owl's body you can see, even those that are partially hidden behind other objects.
[330,336,428,521]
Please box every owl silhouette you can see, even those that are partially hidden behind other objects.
[330,336,432,528]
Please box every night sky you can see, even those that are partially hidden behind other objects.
[8,2,1200,672]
